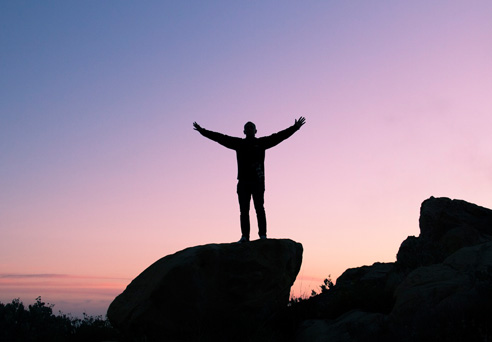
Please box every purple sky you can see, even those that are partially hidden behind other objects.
[1,1,492,317]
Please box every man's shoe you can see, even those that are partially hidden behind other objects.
[259,235,267,240]
[238,236,249,243]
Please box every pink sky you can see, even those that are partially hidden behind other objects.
[1,1,492,317]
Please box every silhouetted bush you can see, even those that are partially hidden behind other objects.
[0,297,120,342]
[311,275,335,296]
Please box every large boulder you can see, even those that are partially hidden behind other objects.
[108,238,303,341]
[419,197,492,240]
[397,197,492,269]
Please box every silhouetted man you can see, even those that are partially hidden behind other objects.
[193,117,306,243]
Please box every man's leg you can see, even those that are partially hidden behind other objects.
[252,182,266,238]
[237,182,252,240]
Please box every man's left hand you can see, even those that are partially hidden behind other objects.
[294,116,306,129]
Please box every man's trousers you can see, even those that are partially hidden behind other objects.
[237,181,266,239]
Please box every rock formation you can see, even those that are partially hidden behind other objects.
[108,197,492,341]
[108,238,303,341]
[296,197,492,342]
[397,196,492,269]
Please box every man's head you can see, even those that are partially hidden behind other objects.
[243,121,257,138]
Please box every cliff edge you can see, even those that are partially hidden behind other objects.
[108,238,303,341]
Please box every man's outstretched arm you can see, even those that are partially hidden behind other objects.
[262,116,306,149]
[193,122,240,149]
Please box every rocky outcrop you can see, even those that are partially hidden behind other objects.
[396,197,492,269]
[296,197,492,342]
[108,238,302,341]
[107,197,492,341]
[390,241,492,341]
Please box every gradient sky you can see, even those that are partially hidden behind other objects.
[1,1,492,317]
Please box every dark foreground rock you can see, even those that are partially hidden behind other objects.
[108,238,303,341]
[389,241,492,341]
[295,197,492,342]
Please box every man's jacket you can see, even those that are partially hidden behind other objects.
[198,125,299,182]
